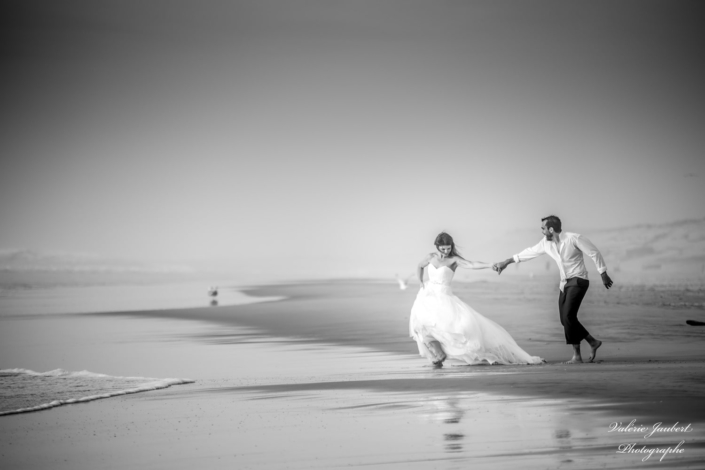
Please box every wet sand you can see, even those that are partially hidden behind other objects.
[94,279,705,360]
[1,279,704,468]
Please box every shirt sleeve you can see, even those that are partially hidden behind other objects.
[575,235,607,274]
[513,240,546,263]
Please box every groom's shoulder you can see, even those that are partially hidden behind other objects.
[563,231,581,241]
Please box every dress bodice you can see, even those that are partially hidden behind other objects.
[427,263,454,286]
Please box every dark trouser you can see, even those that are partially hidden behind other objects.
[559,277,590,344]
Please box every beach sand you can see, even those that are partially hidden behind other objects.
[1,279,704,468]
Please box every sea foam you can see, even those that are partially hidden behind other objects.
[0,368,194,416]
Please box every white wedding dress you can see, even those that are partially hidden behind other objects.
[409,263,543,365]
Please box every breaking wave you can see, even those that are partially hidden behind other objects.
[0,368,194,416]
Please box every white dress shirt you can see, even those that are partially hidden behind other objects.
[512,231,607,291]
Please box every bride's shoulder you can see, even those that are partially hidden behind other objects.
[419,252,435,266]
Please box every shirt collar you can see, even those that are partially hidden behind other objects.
[548,232,562,245]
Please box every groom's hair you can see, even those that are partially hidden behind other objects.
[541,215,562,232]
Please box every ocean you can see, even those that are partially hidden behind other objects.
[0,277,283,416]
[0,279,281,317]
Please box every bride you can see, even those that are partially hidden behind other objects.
[409,232,544,367]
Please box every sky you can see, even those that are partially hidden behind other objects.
[1,0,704,280]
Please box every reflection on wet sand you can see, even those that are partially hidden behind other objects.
[423,396,466,453]
[443,433,464,453]
[2,311,704,469]
[161,327,705,470]
[4,273,704,470]
[553,428,573,451]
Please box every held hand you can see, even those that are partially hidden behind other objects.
[493,261,508,275]
[601,272,613,289]
[420,282,425,290]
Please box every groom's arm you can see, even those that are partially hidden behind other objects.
[493,257,515,274]
[494,240,545,274]
[575,235,613,289]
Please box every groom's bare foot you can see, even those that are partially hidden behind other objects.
[588,340,602,362]
[564,356,583,364]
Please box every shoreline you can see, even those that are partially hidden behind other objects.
[83,279,705,424]
[91,279,705,360]
[2,278,704,469]
[213,360,705,423]
[0,281,286,318]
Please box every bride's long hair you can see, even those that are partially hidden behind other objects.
[434,232,466,261]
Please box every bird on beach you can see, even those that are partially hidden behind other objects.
[208,286,218,298]
[395,274,414,290]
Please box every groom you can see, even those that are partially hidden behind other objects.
[493,215,613,364]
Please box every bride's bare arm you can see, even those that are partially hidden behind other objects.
[417,253,433,288]
[454,258,492,270]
